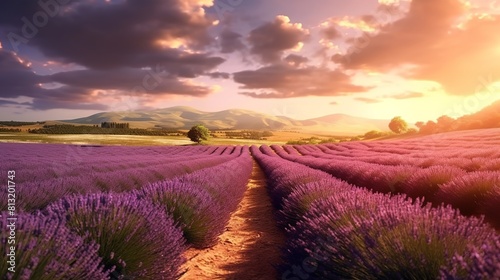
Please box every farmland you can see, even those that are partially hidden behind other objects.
[1,128,500,279]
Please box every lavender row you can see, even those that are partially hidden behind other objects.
[0,144,216,173]
[290,130,500,170]
[43,193,186,279]
[1,153,240,213]
[251,146,500,279]
[2,146,252,279]
[270,145,500,229]
[14,146,244,184]
[292,143,500,171]
[135,146,253,247]
[1,144,243,183]
[1,193,186,280]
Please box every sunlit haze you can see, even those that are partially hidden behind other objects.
[1,0,499,123]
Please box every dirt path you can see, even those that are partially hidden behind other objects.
[179,160,285,280]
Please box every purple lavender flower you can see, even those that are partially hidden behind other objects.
[45,192,186,279]
[0,212,109,279]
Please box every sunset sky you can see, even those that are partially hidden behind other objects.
[0,0,499,123]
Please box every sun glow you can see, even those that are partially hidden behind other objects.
[155,38,186,49]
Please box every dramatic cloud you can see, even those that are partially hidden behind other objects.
[0,49,218,110]
[332,0,500,96]
[234,63,369,98]
[319,20,342,40]
[355,97,381,104]
[0,49,99,110]
[283,54,308,67]
[204,72,231,79]
[0,99,30,107]
[49,68,215,96]
[0,0,222,72]
[329,15,379,33]
[0,49,44,98]
[247,15,309,64]
[0,0,225,110]
[219,29,245,53]
[30,86,109,111]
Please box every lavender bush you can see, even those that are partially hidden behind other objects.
[136,180,223,248]
[400,165,466,203]
[435,171,500,216]
[44,193,186,279]
[252,147,500,279]
[0,212,109,280]
[278,179,355,228]
[286,196,498,279]
[441,237,500,279]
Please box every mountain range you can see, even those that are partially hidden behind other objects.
[62,106,390,136]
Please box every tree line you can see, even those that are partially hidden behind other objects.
[29,124,185,136]
[101,122,130,129]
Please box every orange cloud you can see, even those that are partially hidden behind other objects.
[235,63,369,98]
[333,0,500,96]
[248,15,310,64]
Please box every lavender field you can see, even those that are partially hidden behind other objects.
[1,128,500,279]
[2,0,500,279]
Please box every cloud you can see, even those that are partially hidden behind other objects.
[31,86,109,111]
[234,63,369,98]
[0,49,218,110]
[0,49,44,98]
[204,72,231,79]
[0,99,31,107]
[283,54,308,67]
[0,0,223,73]
[319,20,342,40]
[331,15,378,33]
[0,1,226,111]
[247,15,309,64]
[389,92,424,99]
[219,29,246,53]
[49,68,216,96]
[332,0,500,96]
[354,97,381,104]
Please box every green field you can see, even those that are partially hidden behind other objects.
[0,133,286,146]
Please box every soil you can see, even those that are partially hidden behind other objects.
[179,161,285,280]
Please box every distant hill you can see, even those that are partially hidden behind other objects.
[460,99,500,128]
[62,106,390,136]
[416,99,500,134]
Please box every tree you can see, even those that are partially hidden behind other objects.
[363,130,384,139]
[415,121,425,130]
[419,120,438,134]
[437,115,455,131]
[187,124,210,143]
[388,116,408,134]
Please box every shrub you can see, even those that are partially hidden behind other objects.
[484,187,500,229]
[137,181,223,248]
[285,195,499,279]
[367,165,418,194]
[434,171,500,216]
[176,159,251,215]
[265,165,332,209]
[45,193,185,279]
[0,212,109,280]
[400,165,466,203]
[279,179,355,229]
[441,238,500,279]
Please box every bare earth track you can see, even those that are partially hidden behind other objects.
[180,161,285,280]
